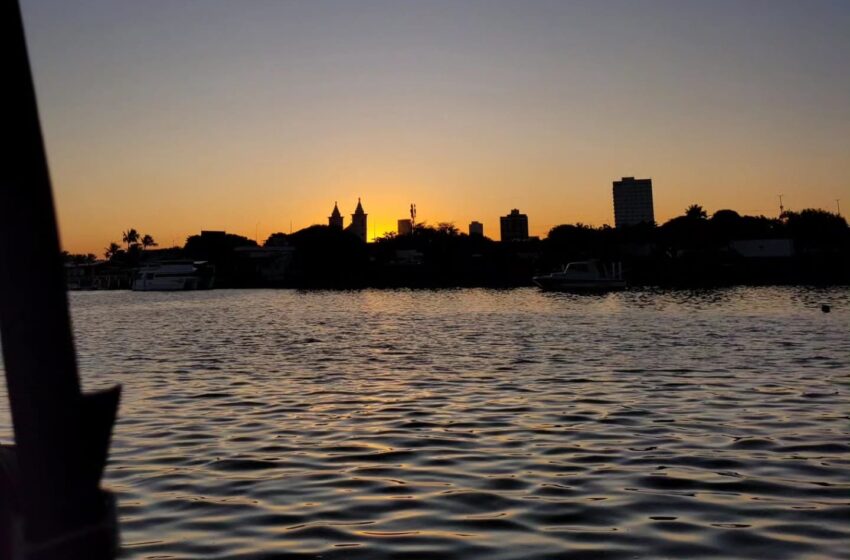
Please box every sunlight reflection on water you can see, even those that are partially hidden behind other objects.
[2,287,849,559]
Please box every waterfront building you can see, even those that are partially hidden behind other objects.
[469,221,484,237]
[613,177,654,228]
[347,198,368,242]
[730,239,794,258]
[234,245,296,285]
[398,219,413,236]
[500,209,529,242]
[329,202,343,229]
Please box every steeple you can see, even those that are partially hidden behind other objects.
[329,201,343,229]
[349,197,367,242]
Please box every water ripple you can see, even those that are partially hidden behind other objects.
[1,287,849,559]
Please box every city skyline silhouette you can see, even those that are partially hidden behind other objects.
[3,3,850,559]
[19,0,850,254]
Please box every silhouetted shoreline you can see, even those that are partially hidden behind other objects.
[64,208,849,290]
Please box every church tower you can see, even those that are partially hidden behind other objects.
[329,201,343,229]
[349,198,367,242]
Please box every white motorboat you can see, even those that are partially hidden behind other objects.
[132,261,214,291]
[533,260,625,291]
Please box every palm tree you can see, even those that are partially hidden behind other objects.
[122,228,139,251]
[141,234,157,250]
[104,242,121,260]
[685,204,708,220]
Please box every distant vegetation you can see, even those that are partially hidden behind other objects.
[539,207,848,286]
[65,208,849,288]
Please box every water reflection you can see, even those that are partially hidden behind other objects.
[1,287,849,559]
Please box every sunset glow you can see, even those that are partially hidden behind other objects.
[20,0,850,253]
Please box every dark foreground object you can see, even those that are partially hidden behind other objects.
[0,2,120,558]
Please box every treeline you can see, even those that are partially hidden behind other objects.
[539,207,848,286]
[66,207,849,288]
[63,228,161,265]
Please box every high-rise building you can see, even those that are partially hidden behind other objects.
[348,198,367,242]
[613,177,654,228]
[398,219,413,236]
[500,209,529,242]
[328,202,343,229]
[469,221,484,237]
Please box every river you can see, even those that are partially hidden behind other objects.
[2,287,849,559]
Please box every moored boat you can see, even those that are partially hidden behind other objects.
[533,260,625,291]
[132,260,214,291]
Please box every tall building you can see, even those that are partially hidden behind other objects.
[469,221,484,237]
[500,209,529,242]
[398,219,413,236]
[348,198,367,242]
[328,202,343,229]
[613,177,654,228]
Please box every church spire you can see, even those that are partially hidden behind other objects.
[329,201,343,229]
[349,198,367,242]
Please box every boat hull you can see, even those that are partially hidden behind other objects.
[132,277,201,291]
[132,261,214,291]
[533,276,626,292]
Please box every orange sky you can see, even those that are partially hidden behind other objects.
[21,1,849,254]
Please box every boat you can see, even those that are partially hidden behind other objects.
[533,260,626,291]
[132,260,214,291]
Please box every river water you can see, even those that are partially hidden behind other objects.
[2,287,849,559]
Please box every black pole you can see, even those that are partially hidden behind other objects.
[0,1,119,558]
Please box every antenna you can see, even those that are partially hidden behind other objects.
[778,194,784,216]
[410,203,417,227]
[837,199,841,216]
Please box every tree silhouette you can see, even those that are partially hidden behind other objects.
[141,234,157,250]
[437,222,460,236]
[711,209,740,222]
[122,228,140,251]
[783,209,848,246]
[263,232,290,247]
[685,205,708,220]
[63,252,98,265]
[104,242,121,260]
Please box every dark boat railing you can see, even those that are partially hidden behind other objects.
[1,1,120,558]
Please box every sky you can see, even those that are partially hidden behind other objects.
[21,0,850,253]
